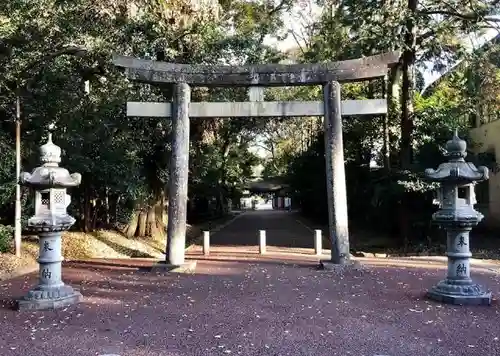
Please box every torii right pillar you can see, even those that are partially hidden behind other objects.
[424,131,492,305]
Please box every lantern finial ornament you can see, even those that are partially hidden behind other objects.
[17,130,82,311]
[424,131,491,305]
[444,129,467,160]
[39,131,62,165]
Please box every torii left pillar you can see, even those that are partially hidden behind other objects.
[320,81,351,268]
[165,83,191,267]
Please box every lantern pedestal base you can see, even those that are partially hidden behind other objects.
[151,260,197,274]
[319,259,364,272]
[17,285,82,311]
[427,280,491,306]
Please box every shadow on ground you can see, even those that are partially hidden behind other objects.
[90,231,156,258]
[1,258,499,356]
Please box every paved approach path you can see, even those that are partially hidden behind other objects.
[188,210,500,275]
[187,209,321,257]
[211,209,314,248]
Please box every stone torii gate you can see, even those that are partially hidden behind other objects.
[113,52,400,267]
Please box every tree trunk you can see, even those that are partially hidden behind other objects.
[399,0,418,251]
[104,187,110,225]
[400,196,411,254]
[145,207,155,237]
[83,184,92,233]
[91,198,101,230]
[145,196,165,238]
[400,0,417,170]
[122,188,167,239]
[155,188,167,231]
[383,114,390,170]
[161,191,168,226]
[109,194,119,224]
[124,210,139,238]
[138,210,147,237]
[386,66,402,169]
[215,189,223,217]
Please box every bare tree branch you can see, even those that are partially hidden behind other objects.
[419,10,500,23]
[289,30,306,56]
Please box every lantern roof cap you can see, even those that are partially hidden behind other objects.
[19,130,81,189]
[424,130,489,183]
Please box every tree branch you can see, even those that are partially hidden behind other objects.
[419,10,500,23]
[253,143,273,154]
[289,30,306,56]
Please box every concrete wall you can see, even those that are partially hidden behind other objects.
[470,119,500,228]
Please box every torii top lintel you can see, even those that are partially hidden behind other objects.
[112,51,401,87]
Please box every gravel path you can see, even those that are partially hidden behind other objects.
[1,210,499,356]
[0,259,499,356]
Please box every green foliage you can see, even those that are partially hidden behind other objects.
[278,1,500,248]
[0,0,292,237]
[0,137,15,223]
[0,0,498,249]
[286,133,327,221]
[0,224,13,252]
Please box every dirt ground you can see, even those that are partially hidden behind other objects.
[0,255,499,356]
[2,210,499,356]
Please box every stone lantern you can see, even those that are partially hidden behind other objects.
[17,130,82,311]
[424,130,491,305]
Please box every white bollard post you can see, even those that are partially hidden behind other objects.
[259,230,266,255]
[314,229,322,256]
[203,230,210,256]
